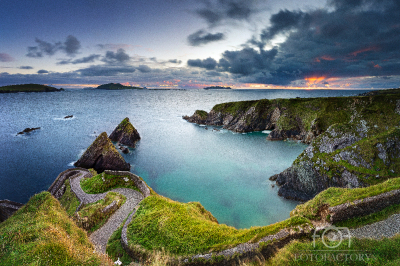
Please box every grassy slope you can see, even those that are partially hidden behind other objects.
[266,236,400,266]
[58,179,80,216]
[126,193,312,256]
[0,84,62,92]
[292,177,400,220]
[80,172,140,194]
[0,192,112,265]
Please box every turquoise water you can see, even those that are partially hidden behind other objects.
[0,89,366,228]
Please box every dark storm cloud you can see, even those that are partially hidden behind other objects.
[260,9,304,42]
[77,65,136,76]
[205,0,400,86]
[37,69,49,74]
[19,66,33,69]
[58,54,101,65]
[188,30,225,46]
[195,0,260,26]
[137,65,152,73]
[26,35,81,58]
[187,57,218,70]
[103,49,130,64]
[0,53,14,62]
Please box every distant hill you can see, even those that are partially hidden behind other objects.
[0,84,64,93]
[96,83,143,90]
[203,86,232,90]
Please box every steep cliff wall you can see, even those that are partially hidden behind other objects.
[184,89,400,201]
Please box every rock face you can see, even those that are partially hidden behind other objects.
[109,118,141,148]
[74,132,130,173]
[184,92,400,201]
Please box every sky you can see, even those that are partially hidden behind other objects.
[1,0,400,89]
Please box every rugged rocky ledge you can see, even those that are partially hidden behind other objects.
[184,88,400,201]
[109,117,141,148]
[74,132,130,173]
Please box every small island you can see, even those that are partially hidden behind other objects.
[0,84,64,93]
[96,83,143,90]
[203,86,232,90]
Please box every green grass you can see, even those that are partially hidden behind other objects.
[194,110,208,120]
[58,179,80,216]
[127,194,312,256]
[335,203,400,229]
[292,177,400,220]
[0,192,112,265]
[80,172,140,194]
[266,235,400,266]
[75,192,126,233]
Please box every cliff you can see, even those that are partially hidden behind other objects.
[109,117,141,148]
[184,90,400,201]
[74,132,130,173]
[0,84,64,93]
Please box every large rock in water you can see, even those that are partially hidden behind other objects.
[109,117,141,148]
[74,132,130,173]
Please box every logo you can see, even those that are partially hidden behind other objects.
[312,226,351,248]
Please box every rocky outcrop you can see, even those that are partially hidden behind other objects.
[109,118,141,148]
[182,110,209,124]
[184,91,400,201]
[74,132,130,173]
[17,127,40,135]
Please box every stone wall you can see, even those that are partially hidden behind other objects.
[48,167,91,198]
[104,170,150,197]
[0,200,23,222]
[329,189,400,223]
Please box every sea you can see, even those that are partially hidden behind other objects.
[0,88,368,229]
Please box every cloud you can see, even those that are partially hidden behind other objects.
[195,0,261,26]
[168,59,182,64]
[19,66,34,69]
[187,57,218,70]
[137,65,152,73]
[188,30,225,46]
[204,0,400,86]
[97,44,138,50]
[103,48,130,64]
[76,65,136,76]
[64,35,81,56]
[26,35,81,58]
[58,54,101,65]
[37,69,49,74]
[0,53,14,62]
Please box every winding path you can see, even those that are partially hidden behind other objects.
[69,170,144,254]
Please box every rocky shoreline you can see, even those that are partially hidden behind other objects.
[184,89,400,201]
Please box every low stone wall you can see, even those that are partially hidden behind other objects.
[0,200,24,222]
[329,189,400,223]
[104,170,150,197]
[48,167,92,199]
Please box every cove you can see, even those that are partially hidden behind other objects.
[0,89,364,228]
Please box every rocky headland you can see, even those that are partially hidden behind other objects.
[74,132,130,173]
[184,88,400,201]
[0,84,64,93]
[109,117,141,148]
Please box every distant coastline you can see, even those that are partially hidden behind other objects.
[203,86,232,90]
[0,84,64,93]
[96,83,143,90]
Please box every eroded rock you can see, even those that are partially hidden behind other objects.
[109,117,141,148]
[74,132,130,173]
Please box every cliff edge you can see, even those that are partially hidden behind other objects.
[184,89,400,201]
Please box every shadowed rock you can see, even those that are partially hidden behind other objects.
[74,132,130,173]
[17,127,40,135]
[109,117,140,148]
